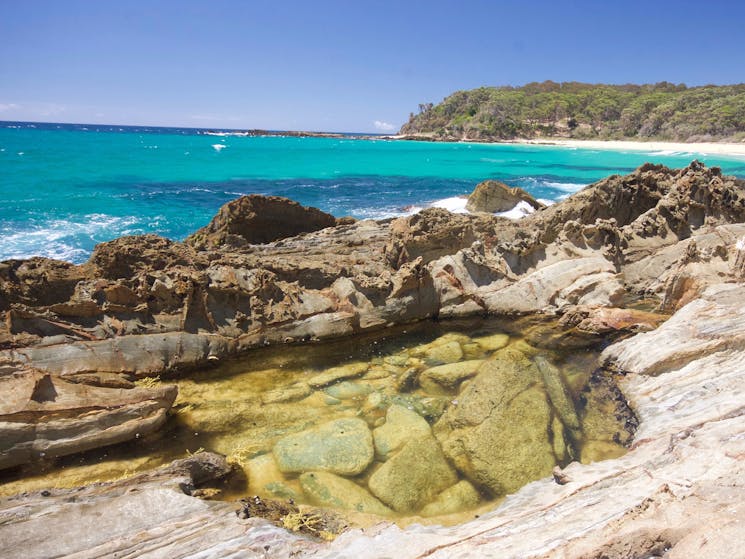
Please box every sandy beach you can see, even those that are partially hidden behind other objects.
[514,138,745,157]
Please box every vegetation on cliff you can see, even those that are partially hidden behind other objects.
[400,81,745,142]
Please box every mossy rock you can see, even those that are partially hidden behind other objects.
[419,360,484,393]
[368,435,458,512]
[435,348,556,495]
[300,471,392,516]
[373,404,432,459]
[420,480,481,517]
[273,418,374,475]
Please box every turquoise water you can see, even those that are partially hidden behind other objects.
[2,121,744,263]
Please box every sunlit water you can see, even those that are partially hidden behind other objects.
[1,121,744,263]
[0,317,631,524]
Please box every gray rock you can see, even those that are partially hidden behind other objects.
[273,418,374,475]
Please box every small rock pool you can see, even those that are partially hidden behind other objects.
[0,316,634,525]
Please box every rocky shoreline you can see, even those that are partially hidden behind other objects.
[2,161,745,557]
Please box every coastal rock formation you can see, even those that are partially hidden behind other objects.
[186,194,341,249]
[466,179,544,213]
[2,284,744,557]
[0,161,742,470]
[1,162,745,557]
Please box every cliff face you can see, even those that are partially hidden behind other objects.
[400,81,745,142]
[1,163,745,557]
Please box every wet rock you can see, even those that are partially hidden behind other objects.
[324,381,373,400]
[472,332,509,351]
[418,360,484,393]
[534,355,581,436]
[299,471,392,516]
[368,435,458,512]
[307,362,368,388]
[372,404,432,459]
[423,340,464,364]
[466,179,544,213]
[186,195,338,248]
[420,480,481,517]
[261,382,312,404]
[273,418,374,476]
[435,348,556,495]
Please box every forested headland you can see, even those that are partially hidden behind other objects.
[399,81,745,142]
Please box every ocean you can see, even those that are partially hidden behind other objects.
[2,121,744,264]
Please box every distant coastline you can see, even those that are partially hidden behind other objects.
[384,133,745,157]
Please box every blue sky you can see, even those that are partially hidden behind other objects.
[1,0,744,132]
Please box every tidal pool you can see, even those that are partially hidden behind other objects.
[0,317,634,524]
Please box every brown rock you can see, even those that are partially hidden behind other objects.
[186,195,338,248]
[466,179,544,213]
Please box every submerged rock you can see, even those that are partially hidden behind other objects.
[273,418,374,476]
[420,479,481,517]
[299,471,392,516]
[372,404,432,459]
[434,348,556,495]
[418,359,484,393]
[368,435,458,512]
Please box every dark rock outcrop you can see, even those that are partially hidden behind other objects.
[186,195,341,249]
[466,179,544,213]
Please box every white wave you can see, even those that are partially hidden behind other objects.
[496,200,537,220]
[430,196,469,213]
[536,198,555,206]
[0,214,146,264]
[212,144,227,152]
[541,180,586,192]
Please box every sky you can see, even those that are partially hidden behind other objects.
[1,0,744,133]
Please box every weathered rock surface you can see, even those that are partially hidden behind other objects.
[466,179,545,213]
[1,163,745,557]
[186,195,341,248]
[273,418,374,475]
[0,368,177,470]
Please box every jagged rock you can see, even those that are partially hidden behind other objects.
[273,418,374,475]
[186,195,339,248]
[466,179,544,213]
[299,471,392,516]
[368,435,458,512]
[434,348,556,495]
[372,404,432,459]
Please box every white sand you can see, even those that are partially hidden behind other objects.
[510,138,745,157]
[388,134,745,157]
